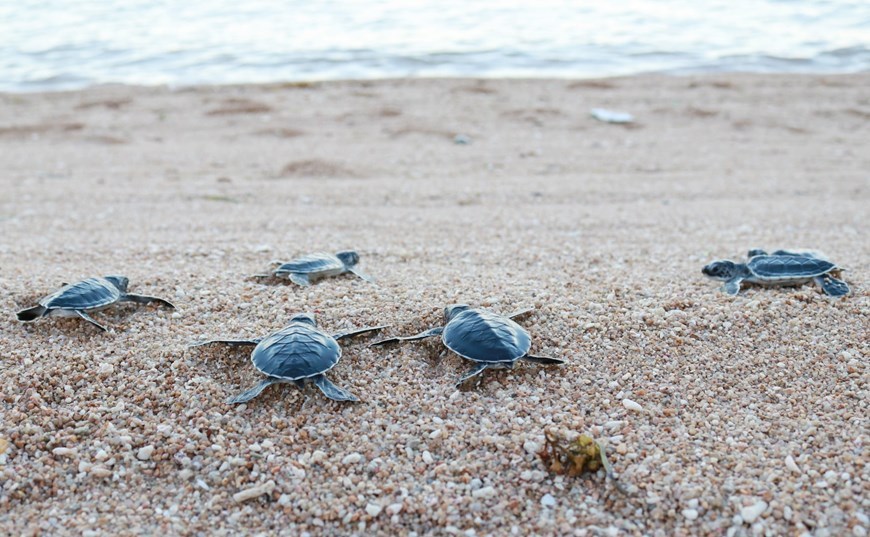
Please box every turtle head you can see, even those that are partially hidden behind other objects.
[336,250,360,268]
[289,313,317,326]
[104,276,129,292]
[444,304,471,321]
[701,260,738,281]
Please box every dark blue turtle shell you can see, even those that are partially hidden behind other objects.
[442,309,531,364]
[747,255,836,280]
[40,277,123,310]
[274,253,343,275]
[251,322,341,379]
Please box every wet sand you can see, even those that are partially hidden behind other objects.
[0,75,867,536]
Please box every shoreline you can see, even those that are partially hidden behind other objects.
[1,73,867,536]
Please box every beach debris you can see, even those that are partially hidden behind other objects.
[454,133,472,145]
[371,305,564,387]
[702,249,849,297]
[190,313,386,404]
[16,276,175,332]
[590,108,634,124]
[538,428,630,495]
[253,250,374,286]
[233,480,276,503]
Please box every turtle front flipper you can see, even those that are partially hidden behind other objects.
[312,375,359,402]
[17,305,47,322]
[287,273,312,287]
[333,325,389,341]
[522,355,565,365]
[815,274,849,297]
[75,310,108,331]
[370,327,444,346]
[722,277,744,296]
[226,377,285,404]
[122,294,175,309]
[747,249,767,258]
[189,338,261,348]
[455,363,490,387]
[348,267,375,283]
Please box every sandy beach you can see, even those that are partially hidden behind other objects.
[0,75,867,536]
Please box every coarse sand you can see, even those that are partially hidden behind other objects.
[0,75,867,536]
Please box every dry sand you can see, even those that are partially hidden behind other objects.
[0,75,867,536]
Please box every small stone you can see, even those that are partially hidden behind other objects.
[471,486,495,499]
[386,503,403,515]
[365,503,382,517]
[523,440,540,454]
[311,450,326,463]
[622,399,643,412]
[785,455,800,474]
[454,134,471,145]
[740,501,767,524]
[233,480,275,503]
[682,508,699,521]
[422,451,433,464]
[137,445,155,461]
[52,447,77,458]
[89,466,112,478]
[541,494,556,508]
[342,453,362,465]
[278,494,292,506]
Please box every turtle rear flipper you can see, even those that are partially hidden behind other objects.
[348,267,375,283]
[75,310,108,331]
[288,273,311,287]
[522,355,564,365]
[17,305,47,321]
[455,363,490,387]
[227,377,285,404]
[815,274,849,297]
[312,375,359,402]
[122,294,175,309]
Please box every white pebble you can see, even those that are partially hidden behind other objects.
[311,450,326,463]
[365,503,382,517]
[785,455,800,474]
[52,447,77,457]
[97,363,114,375]
[622,399,643,412]
[540,494,556,508]
[682,508,699,521]
[278,494,292,506]
[740,501,767,523]
[471,486,495,499]
[523,440,540,454]
[386,503,403,515]
[422,451,433,464]
[342,453,362,465]
[137,445,155,461]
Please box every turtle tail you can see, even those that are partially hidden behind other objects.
[17,305,47,321]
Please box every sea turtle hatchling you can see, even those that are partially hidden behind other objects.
[16,276,175,331]
[702,249,849,297]
[371,305,564,387]
[255,250,374,286]
[190,313,386,403]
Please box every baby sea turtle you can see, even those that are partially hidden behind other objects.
[191,313,386,403]
[371,305,564,386]
[16,276,175,331]
[256,250,373,286]
[703,249,849,297]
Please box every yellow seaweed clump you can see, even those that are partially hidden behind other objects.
[538,428,630,495]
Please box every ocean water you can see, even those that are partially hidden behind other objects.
[1,0,868,91]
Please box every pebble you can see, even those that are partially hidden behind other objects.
[137,445,155,461]
[311,450,326,463]
[540,494,556,508]
[785,455,800,474]
[622,399,643,412]
[523,440,540,454]
[740,501,768,524]
[386,503,403,515]
[342,453,363,465]
[682,509,699,521]
[471,486,495,499]
[233,481,275,503]
[52,447,77,458]
[365,503,382,517]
